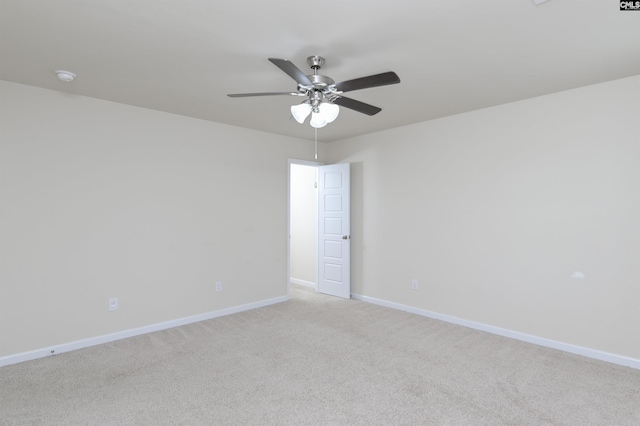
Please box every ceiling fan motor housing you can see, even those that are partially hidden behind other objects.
[306,74,335,89]
[302,57,337,109]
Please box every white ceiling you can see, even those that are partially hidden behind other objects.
[1,0,639,142]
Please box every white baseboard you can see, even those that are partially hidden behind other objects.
[289,278,316,289]
[351,293,640,370]
[0,295,289,368]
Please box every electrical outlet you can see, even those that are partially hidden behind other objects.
[215,281,223,292]
[411,279,419,290]
[108,298,118,311]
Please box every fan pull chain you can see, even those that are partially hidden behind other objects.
[314,128,318,160]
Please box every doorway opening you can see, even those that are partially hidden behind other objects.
[288,160,319,297]
[288,160,351,299]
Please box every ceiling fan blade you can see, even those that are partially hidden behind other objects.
[334,71,400,93]
[333,96,382,116]
[227,91,301,98]
[268,58,313,87]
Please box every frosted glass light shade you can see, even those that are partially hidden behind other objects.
[318,102,339,123]
[291,103,312,124]
[310,112,327,128]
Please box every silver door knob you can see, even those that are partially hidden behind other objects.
[342,235,349,240]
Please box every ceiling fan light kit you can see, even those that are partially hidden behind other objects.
[291,98,340,128]
[228,56,400,128]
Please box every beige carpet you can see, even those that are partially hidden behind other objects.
[1,284,639,425]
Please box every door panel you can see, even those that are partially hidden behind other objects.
[317,163,350,299]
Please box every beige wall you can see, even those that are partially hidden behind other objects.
[289,164,317,285]
[2,75,638,362]
[0,81,320,357]
[327,75,640,359]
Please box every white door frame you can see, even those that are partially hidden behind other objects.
[287,158,321,299]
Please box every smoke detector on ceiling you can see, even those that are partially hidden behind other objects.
[55,70,76,82]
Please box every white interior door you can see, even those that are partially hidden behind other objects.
[317,163,350,299]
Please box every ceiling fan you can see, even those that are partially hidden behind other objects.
[228,56,401,128]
